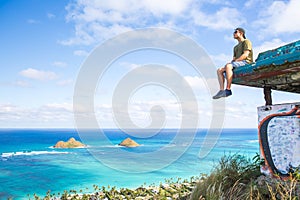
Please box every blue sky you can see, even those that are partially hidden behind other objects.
[0,0,299,128]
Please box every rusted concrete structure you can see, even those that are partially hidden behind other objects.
[233,40,300,105]
[232,40,300,178]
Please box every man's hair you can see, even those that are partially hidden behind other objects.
[235,27,246,39]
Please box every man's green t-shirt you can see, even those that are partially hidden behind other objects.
[233,39,253,63]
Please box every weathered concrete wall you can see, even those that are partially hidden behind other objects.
[258,102,300,177]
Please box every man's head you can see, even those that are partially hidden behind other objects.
[234,27,246,39]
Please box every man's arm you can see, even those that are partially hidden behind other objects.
[234,50,250,61]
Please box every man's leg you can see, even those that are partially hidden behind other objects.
[225,63,233,90]
[217,67,225,90]
[213,64,233,99]
[213,66,226,99]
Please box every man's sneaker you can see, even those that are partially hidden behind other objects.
[212,90,225,99]
[225,89,232,97]
[212,89,232,99]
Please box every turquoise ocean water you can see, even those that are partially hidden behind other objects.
[0,129,259,199]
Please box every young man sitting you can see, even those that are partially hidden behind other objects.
[213,27,253,99]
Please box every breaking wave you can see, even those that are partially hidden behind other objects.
[1,150,70,158]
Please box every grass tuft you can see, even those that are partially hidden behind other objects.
[189,153,299,200]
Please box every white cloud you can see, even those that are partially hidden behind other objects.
[47,13,56,19]
[0,104,20,114]
[74,50,89,56]
[66,0,192,22]
[0,103,74,127]
[199,0,231,5]
[60,23,132,46]
[19,68,58,81]
[244,0,266,8]
[0,104,24,121]
[27,19,40,24]
[53,61,67,68]
[41,103,73,113]
[210,53,231,67]
[62,0,244,45]
[141,0,192,15]
[254,0,300,36]
[224,100,257,125]
[119,62,141,70]
[95,99,187,128]
[94,90,212,128]
[184,76,207,90]
[128,100,182,128]
[191,7,245,30]
[56,79,73,86]
[13,80,31,88]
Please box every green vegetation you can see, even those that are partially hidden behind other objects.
[27,177,199,200]
[190,153,300,200]
[27,153,299,200]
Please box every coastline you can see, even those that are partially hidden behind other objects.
[0,129,259,199]
[29,154,300,200]
[29,176,201,200]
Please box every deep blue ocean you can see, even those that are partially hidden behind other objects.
[0,129,259,199]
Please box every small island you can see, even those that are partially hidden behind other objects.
[53,137,85,148]
[118,138,140,147]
